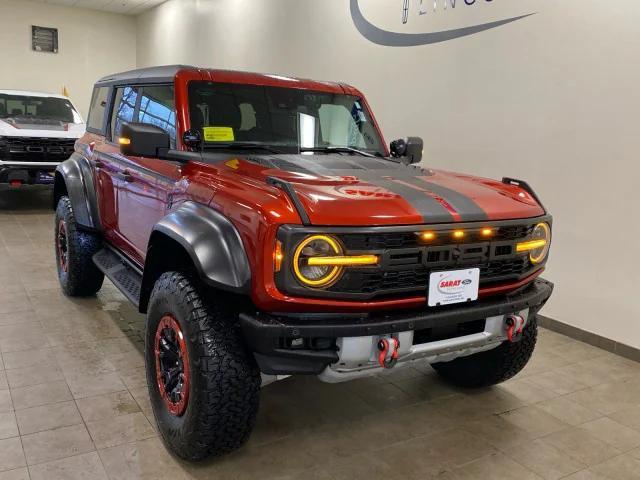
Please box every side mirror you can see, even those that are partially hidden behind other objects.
[182,129,202,150]
[119,122,169,158]
[390,137,424,164]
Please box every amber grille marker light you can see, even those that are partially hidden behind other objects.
[420,231,436,241]
[481,228,493,237]
[453,230,465,239]
[118,137,131,145]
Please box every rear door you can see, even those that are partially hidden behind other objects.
[83,86,119,237]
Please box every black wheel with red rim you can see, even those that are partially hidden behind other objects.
[154,315,190,416]
[54,196,104,297]
[56,219,69,273]
[145,271,260,461]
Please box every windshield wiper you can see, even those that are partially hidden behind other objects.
[299,146,384,158]
[202,142,285,155]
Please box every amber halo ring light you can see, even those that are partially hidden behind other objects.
[292,235,378,288]
[516,222,551,264]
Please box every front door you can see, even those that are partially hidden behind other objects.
[116,160,181,263]
[109,85,181,264]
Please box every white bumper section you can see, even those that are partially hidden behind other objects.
[317,309,529,383]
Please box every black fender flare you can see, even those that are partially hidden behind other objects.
[54,154,100,230]
[149,201,251,294]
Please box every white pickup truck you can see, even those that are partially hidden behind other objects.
[0,90,85,186]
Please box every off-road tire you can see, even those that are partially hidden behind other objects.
[431,315,538,388]
[54,196,104,296]
[145,272,261,461]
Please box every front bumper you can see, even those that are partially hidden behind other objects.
[0,161,59,184]
[240,278,554,376]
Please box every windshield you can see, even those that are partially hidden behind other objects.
[0,94,83,124]
[188,81,385,155]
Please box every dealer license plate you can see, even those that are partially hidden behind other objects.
[36,171,55,184]
[428,268,480,307]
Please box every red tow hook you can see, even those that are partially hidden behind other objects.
[378,337,400,369]
[506,314,526,343]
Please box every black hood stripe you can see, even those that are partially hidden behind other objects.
[260,157,455,222]
[389,178,461,220]
[414,177,489,222]
[350,173,455,223]
[208,153,483,223]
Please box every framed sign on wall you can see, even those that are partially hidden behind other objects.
[32,25,59,53]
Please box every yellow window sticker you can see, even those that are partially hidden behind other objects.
[203,126,235,142]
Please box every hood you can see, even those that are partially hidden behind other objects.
[0,118,85,139]
[215,154,545,226]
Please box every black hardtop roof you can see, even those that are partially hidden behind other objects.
[94,65,350,93]
[95,65,196,86]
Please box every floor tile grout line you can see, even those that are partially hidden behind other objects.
[15,417,28,475]
[71,394,99,459]
[12,397,78,414]
[25,449,104,473]
[17,418,85,439]
[532,424,625,468]
[456,450,544,478]
[556,451,632,479]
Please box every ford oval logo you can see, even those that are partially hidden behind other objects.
[350,0,536,47]
[462,279,472,285]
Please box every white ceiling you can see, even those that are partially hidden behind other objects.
[31,0,167,15]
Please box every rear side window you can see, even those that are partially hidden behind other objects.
[111,86,139,140]
[86,87,109,132]
[137,85,176,148]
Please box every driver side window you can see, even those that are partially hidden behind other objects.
[111,86,139,141]
[109,85,177,149]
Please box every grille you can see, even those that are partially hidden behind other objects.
[330,257,531,295]
[340,224,535,250]
[277,219,546,300]
[0,137,76,162]
[331,223,539,297]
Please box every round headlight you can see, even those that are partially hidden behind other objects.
[529,222,551,264]
[293,235,343,287]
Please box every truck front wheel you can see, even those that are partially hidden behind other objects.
[431,315,538,388]
[54,196,104,296]
[145,272,261,461]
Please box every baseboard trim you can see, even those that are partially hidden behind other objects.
[538,315,640,363]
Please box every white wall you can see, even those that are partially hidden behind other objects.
[0,0,137,118]
[137,0,640,348]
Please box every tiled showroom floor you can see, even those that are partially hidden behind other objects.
[1,186,640,480]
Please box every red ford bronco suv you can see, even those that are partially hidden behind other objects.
[53,65,553,461]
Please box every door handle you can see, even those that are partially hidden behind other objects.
[120,170,135,183]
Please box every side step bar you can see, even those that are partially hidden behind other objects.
[93,247,142,308]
